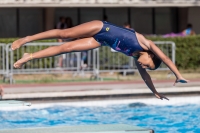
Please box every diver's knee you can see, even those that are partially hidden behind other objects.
[60,44,73,53]
[58,29,70,38]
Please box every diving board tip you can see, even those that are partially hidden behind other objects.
[0,100,31,107]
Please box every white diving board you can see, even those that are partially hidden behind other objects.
[0,100,31,107]
[0,124,154,133]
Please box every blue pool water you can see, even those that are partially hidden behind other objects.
[0,99,200,133]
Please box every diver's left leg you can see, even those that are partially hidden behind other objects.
[14,37,100,68]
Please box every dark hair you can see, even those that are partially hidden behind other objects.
[152,55,162,70]
[148,51,162,70]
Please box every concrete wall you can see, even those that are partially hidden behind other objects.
[0,7,199,38]
[19,8,44,37]
[155,8,172,34]
[0,8,44,37]
[131,8,153,34]
[55,8,78,27]
[0,8,17,38]
[45,8,55,31]
[178,8,188,32]
[105,8,128,26]
[80,8,103,23]
[188,7,200,34]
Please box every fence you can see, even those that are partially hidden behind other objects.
[0,44,6,79]
[4,43,98,83]
[2,41,175,84]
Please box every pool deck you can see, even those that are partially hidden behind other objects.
[1,79,200,100]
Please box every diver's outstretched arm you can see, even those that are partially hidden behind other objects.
[136,33,188,85]
[147,40,189,85]
[11,20,103,50]
[135,60,169,100]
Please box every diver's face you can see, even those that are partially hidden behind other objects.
[137,52,155,69]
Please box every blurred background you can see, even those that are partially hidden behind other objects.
[0,0,200,133]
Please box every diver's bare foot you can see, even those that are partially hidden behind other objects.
[14,53,32,68]
[11,37,29,50]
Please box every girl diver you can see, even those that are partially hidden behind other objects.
[11,20,188,100]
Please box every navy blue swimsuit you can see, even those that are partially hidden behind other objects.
[93,21,143,57]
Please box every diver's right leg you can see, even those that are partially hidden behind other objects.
[11,20,103,50]
[13,37,100,68]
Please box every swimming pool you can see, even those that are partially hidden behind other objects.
[0,96,200,133]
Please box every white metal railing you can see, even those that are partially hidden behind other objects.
[0,0,200,4]
[0,44,6,77]
[4,42,99,83]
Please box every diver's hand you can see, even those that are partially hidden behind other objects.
[0,85,3,99]
[155,93,169,100]
[173,77,189,86]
